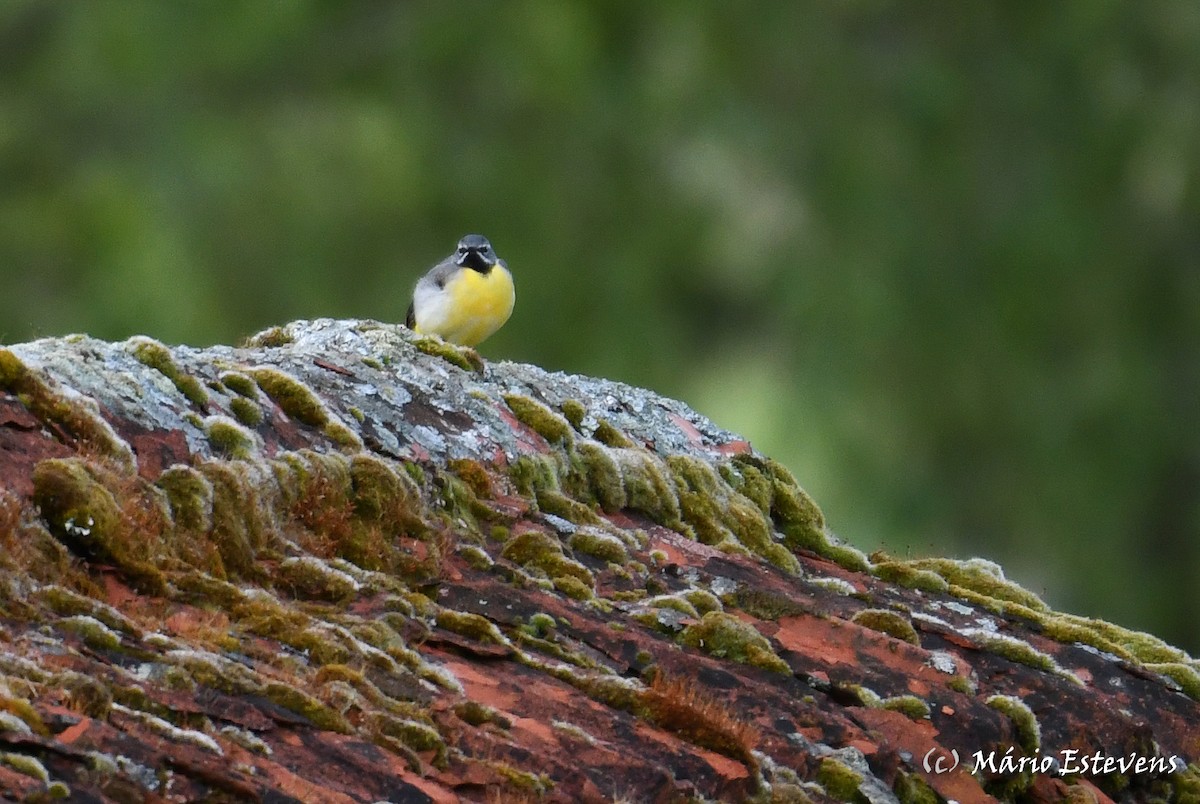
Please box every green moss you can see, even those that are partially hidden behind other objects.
[35,585,138,636]
[823,541,871,573]
[245,325,295,347]
[55,670,114,717]
[85,752,118,775]
[0,696,47,736]
[662,456,724,544]
[1145,662,1200,702]
[228,396,264,427]
[592,419,634,448]
[734,587,808,620]
[908,557,1048,612]
[560,399,586,430]
[447,458,494,499]
[361,357,383,370]
[536,488,599,525]
[458,544,493,570]
[779,515,868,572]
[218,371,258,398]
[667,455,791,570]
[435,609,508,645]
[817,757,862,801]
[668,455,735,546]
[572,442,627,512]
[947,675,974,694]
[111,685,163,720]
[726,457,774,516]
[893,770,941,804]
[156,466,214,533]
[1049,613,1190,664]
[347,406,365,422]
[0,752,49,783]
[56,615,123,651]
[612,448,684,530]
[242,615,354,666]
[313,663,366,689]
[1172,765,1200,803]
[722,495,777,556]
[488,761,551,794]
[259,682,350,731]
[568,529,629,564]
[851,609,920,645]
[204,415,256,459]
[439,472,496,530]
[275,556,360,602]
[767,461,825,536]
[680,612,790,674]
[647,594,700,618]
[31,458,166,592]
[323,419,363,450]
[508,454,559,498]
[524,612,557,637]
[551,719,596,745]
[47,781,72,799]
[986,694,1041,754]
[375,713,448,768]
[808,576,858,596]
[963,628,1081,684]
[454,700,506,727]
[880,695,931,720]
[349,453,416,521]
[249,368,329,427]
[169,573,246,612]
[682,589,723,615]
[129,337,209,408]
[0,349,133,466]
[871,561,950,594]
[553,575,594,600]
[1034,614,1135,662]
[401,461,426,487]
[504,394,574,445]
[500,530,594,588]
[412,334,482,372]
[196,461,267,578]
[171,650,263,696]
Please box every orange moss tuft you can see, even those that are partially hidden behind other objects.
[165,609,239,652]
[290,469,356,558]
[0,490,20,541]
[639,673,760,771]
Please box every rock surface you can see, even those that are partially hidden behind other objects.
[0,318,1196,803]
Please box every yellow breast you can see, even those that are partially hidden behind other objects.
[419,265,515,347]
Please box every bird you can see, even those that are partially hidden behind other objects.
[405,234,515,347]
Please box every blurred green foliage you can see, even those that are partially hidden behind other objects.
[1,3,1196,651]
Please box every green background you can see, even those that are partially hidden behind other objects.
[1,3,1196,652]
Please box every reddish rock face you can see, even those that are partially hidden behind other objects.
[0,321,1196,802]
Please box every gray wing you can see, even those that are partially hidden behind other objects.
[423,256,460,288]
[408,255,459,328]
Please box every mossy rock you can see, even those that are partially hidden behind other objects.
[680,611,790,674]
[32,458,123,562]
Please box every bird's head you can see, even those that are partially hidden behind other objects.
[455,234,498,272]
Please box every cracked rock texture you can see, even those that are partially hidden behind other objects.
[0,318,1197,803]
